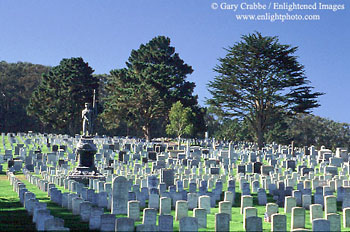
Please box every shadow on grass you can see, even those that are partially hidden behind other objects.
[337,200,343,212]
[235,192,242,206]
[0,199,36,232]
[32,197,96,232]
[8,175,96,232]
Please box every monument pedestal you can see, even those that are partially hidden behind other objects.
[68,136,105,185]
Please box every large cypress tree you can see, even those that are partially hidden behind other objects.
[27,57,98,134]
[207,32,323,149]
[102,36,199,141]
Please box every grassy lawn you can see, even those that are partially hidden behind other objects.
[16,174,91,231]
[0,175,36,231]
[2,168,350,231]
[0,173,92,232]
[1,136,350,231]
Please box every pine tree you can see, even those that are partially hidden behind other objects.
[27,57,98,134]
[102,36,198,141]
[207,32,323,149]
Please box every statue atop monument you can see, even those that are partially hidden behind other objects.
[82,103,93,137]
[82,90,97,137]
[70,89,105,185]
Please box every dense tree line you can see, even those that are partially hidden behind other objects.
[207,112,350,151]
[1,36,206,138]
[0,61,51,132]
[0,33,348,151]
[286,114,350,151]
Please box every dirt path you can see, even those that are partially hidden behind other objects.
[16,174,26,181]
[0,173,26,181]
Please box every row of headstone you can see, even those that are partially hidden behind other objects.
[3,133,350,231]
[7,171,70,231]
[20,168,113,230]
[20,170,211,232]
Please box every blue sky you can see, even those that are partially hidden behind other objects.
[0,0,349,123]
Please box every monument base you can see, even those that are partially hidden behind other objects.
[68,172,106,185]
[68,136,105,185]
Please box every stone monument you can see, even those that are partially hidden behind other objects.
[69,91,105,184]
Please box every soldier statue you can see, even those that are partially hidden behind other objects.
[82,103,93,137]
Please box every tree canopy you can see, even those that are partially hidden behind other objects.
[287,114,350,151]
[0,61,51,132]
[205,107,253,142]
[27,57,98,135]
[166,101,194,143]
[101,36,199,141]
[207,32,323,148]
[205,110,350,151]
[3,34,348,151]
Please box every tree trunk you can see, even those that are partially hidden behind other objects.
[177,135,181,150]
[257,128,264,150]
[256,112,264,150]
[68,121,75,136]
[69,117,79,136]
[142,124,151,142]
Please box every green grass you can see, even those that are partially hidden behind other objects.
[1,134,350,231]
[3,171,350,231]
[0,175,36,231]
[0,173,92,232]
[18,174,92,231]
